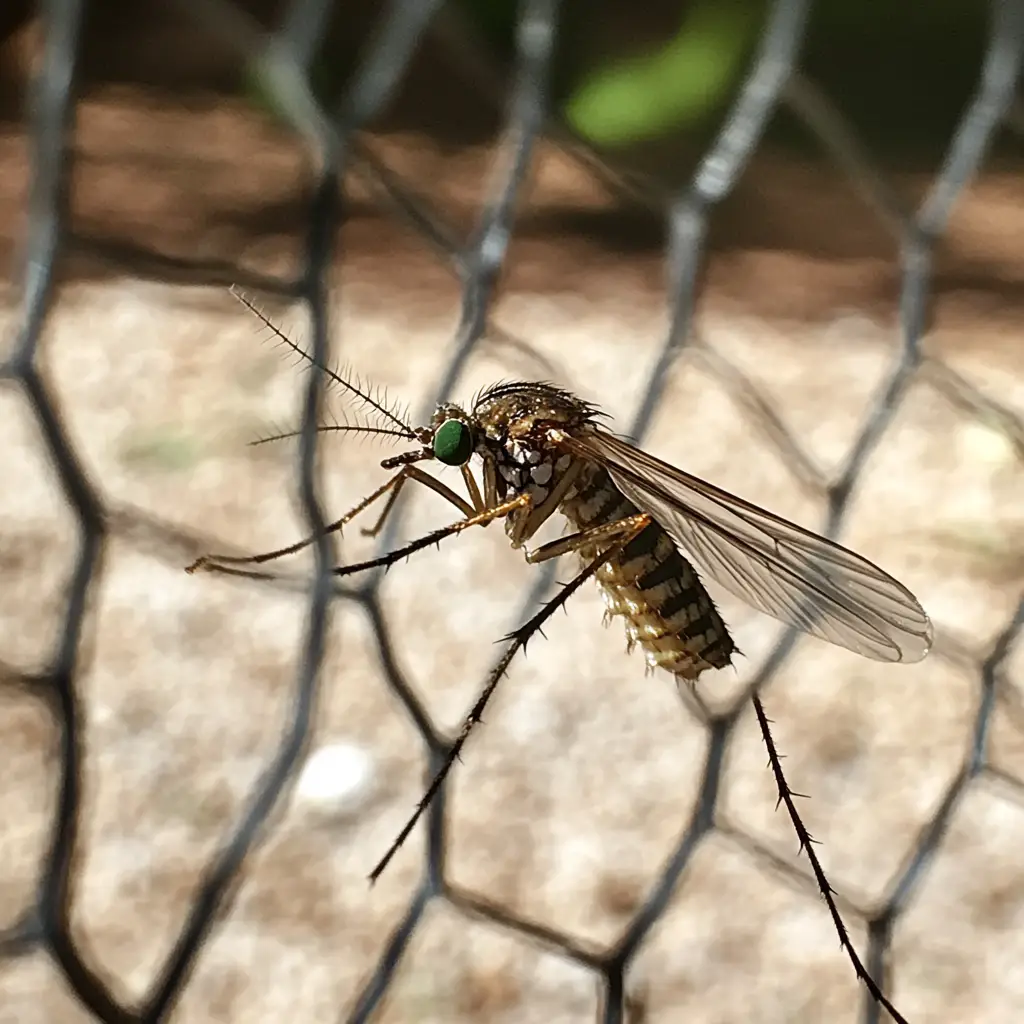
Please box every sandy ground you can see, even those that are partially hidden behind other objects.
[1,91,1024,1023]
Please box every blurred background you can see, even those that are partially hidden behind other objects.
[1,1,1024,1021]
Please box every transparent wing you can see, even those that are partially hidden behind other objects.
[554,429,932,663]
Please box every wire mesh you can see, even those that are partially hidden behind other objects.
[2,0,1024,1021]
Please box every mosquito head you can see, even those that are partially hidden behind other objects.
[425,402,475,467]
[379,403,476,470]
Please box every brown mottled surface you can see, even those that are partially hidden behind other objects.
[2,87,1024,1022]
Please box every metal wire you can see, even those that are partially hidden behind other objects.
[3,0,1024,1021]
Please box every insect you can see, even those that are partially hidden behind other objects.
[187,293,930,1021]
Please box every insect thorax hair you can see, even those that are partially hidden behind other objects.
[464,382,596,533]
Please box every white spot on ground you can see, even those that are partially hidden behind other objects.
[292,741,376,821]
[957,420,1018,468]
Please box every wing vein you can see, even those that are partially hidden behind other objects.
[553,429,932,663]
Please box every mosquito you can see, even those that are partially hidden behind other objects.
[187,292,931,1023]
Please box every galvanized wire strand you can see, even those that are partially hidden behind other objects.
[1,5,117,1021]
[627,0,813,444]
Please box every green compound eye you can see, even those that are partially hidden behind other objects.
[433,419,474,466]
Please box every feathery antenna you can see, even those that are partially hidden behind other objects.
[249,423,418,447]
[230,286,416,439]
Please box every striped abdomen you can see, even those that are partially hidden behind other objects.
[560,462,735,681]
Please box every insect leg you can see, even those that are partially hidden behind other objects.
[359,465,477,538]
[523,513,651,564]
[752,695,908,1023]
[508,458,583,547]
[185,466,476,576]
[460,462,486,515]
[332,492,531,581]
[368,512,651,883]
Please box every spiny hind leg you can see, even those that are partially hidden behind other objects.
[186,465,477,577]
[369,513,651,882]
[750,693,907,1022]
[331,492,531,582]
[527,513,714,720]
[523,513,652,564]
[526,512,648,658]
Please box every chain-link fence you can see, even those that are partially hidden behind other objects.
[3,0,1024,1021]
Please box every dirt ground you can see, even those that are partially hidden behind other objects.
[2,88,1024,1024]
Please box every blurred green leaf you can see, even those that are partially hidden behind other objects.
[565,1,760,146]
